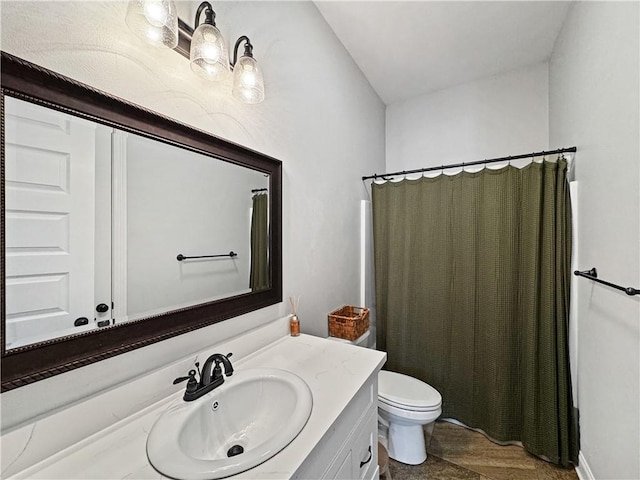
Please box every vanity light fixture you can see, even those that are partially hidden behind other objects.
[125,0,179,49]
[231,36,265,104]
[125,0,265,104]
[189,2,230,81]
[190,2,265,104]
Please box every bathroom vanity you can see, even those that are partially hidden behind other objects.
[2,317,386,479]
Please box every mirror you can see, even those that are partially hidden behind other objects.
[5,97,270,348]
[1,52,282,390]
[125,133,270,322]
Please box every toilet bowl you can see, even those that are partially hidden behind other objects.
[327,331,443,465]
[378,370,442,465]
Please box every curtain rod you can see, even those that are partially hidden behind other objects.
[362,146,577,181]
[252,188,268,193]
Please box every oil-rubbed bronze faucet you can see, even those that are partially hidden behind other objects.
[173,353,234,401]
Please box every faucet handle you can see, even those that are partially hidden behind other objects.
[173,369,198,385]
[225,353,234,376]
[174,369,200,400]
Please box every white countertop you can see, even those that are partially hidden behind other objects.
[11,334,386,479]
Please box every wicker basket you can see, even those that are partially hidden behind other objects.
[328,306,370,341]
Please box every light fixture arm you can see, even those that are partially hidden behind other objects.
[232,35,254,67]
[195,1,215,28]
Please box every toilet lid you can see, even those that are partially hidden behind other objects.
[378,370,442,409]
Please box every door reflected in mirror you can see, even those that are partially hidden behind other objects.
[4,96,269,350]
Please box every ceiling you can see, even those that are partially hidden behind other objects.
[315,1,572,105]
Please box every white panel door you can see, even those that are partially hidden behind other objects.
[4,97,97,348]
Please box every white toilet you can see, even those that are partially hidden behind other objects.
[378,370,442,464]
[328,330,443,465]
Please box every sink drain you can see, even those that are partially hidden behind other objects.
[227,445,244,458]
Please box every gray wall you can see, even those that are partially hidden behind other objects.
[126,133,267,319]
[550,2,640,478]
[386,62,549,171]
[0,1,385,429]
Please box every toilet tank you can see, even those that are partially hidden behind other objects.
[328,330,371,348]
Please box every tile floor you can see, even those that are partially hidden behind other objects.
[386,421,578,480]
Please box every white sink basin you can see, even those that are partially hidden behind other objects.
[147,368,312,480]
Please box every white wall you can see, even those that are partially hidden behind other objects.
[549,3,640,479]
[0,1,385,430]
[386,62,549,172]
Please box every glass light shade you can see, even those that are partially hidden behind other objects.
[232,56,265,104]
[190,23,230,82]
[125,0,178,49]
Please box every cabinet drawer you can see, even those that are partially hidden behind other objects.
[351,409,377,480]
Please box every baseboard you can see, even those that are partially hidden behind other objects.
[575,451,595,480]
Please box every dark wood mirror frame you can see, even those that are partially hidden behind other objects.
[0,51,283,392]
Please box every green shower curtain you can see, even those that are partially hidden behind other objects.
[372,158,578,466]
[250,193,269,291]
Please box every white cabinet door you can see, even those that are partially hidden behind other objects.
[334,451,353,480]
[5,97,97,347]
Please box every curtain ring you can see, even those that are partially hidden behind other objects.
[508,156,512,167]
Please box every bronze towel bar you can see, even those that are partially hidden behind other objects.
[574,268,639,296]
[177,252,238,261]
